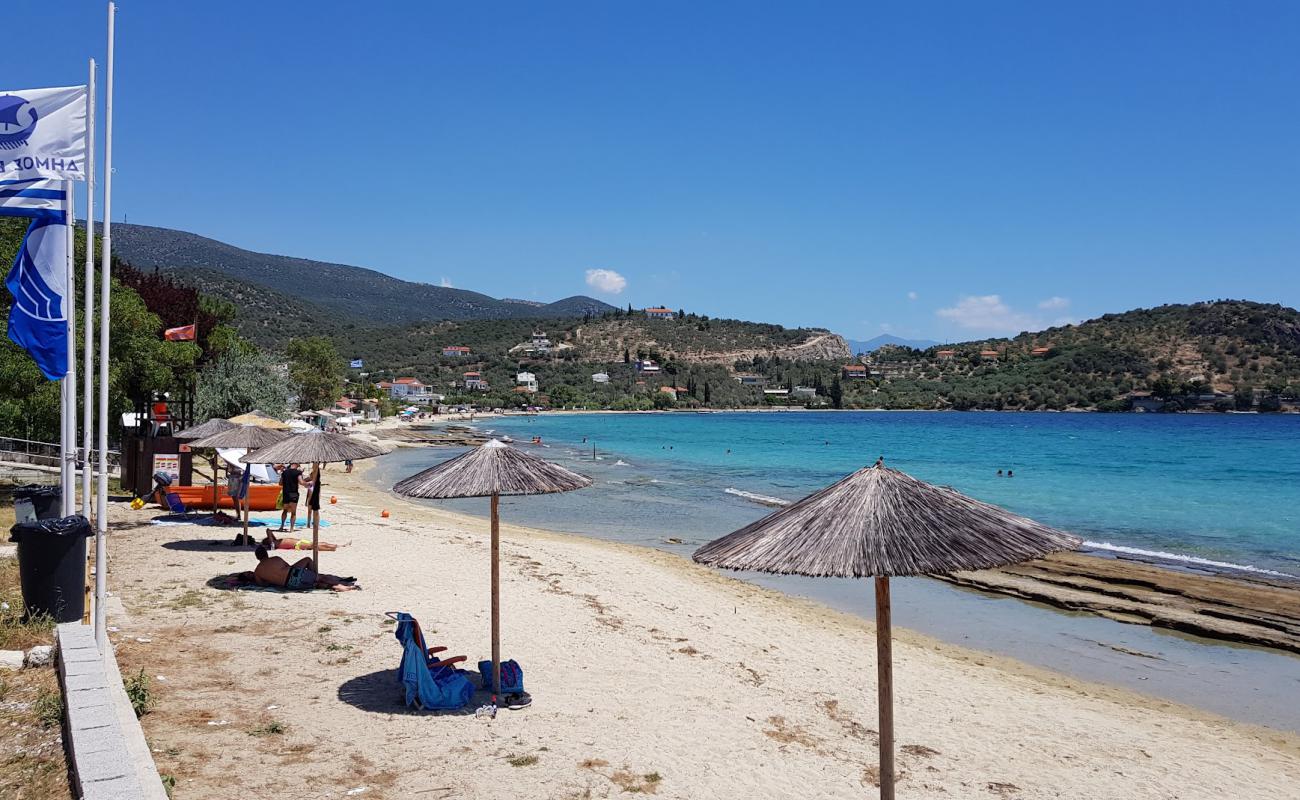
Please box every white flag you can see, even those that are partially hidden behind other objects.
[0,85,87,182]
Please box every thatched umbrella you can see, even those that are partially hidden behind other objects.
[243,432,387,567]
[693,460,1080,800]
[227,411,291,430]
[174,418,237,440]
[174,418,239,500]
[191,425,290,544]
[391,439,592,698]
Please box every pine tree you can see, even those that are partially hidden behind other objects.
[703,382,711,404]
[830,375,843,409]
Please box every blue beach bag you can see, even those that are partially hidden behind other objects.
[478,659,524,694]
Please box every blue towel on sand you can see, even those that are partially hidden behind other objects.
[393,612,473,711]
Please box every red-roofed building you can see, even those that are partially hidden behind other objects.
[936,350,956,360]
[1031,346,1051,356]
[842,364,868,379]
[442,345,471,357]
[463,372,488,390]
[980,350,1000,361]
[644,307,675,319]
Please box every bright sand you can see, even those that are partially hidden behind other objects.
[108,457,1300,800]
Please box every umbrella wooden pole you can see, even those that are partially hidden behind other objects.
[311,463,321,568]
[491,493,501,698]
[875,576,895,800]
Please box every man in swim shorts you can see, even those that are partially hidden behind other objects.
[252,545,356,592]
[278,463,307,533]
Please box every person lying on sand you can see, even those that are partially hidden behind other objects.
[261,530,346,552]
[253,545,357,592]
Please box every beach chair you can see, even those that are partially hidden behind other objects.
[387,612,473,711]
[163,491,197,518]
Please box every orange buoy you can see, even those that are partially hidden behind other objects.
[381,509,390,518]
[330,495,338,504]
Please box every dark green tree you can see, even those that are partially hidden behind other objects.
[287,336,344,411]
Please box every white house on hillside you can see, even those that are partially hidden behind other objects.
[517,371,538,393]
[591,372,610,384]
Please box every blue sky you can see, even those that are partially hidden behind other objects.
[6,1,1299,342]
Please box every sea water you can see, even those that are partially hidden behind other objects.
[368,411,1300,729]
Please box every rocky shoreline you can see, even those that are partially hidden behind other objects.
[936,551,1300,654]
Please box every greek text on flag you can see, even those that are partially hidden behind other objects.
[0,85,87,182]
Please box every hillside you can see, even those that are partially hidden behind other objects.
[845,334,941,354]
[110,223,617,326]
[851,301,1300,411]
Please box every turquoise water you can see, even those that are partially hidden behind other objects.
[454,411,1299,575]
[367,411,1300,729]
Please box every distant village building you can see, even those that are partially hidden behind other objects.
[936,349,956,361]
[979,350,1000,362]
[591,372,610,384]
[1031,346,1051,357]
[636,359,661,374]
[763,388,790,397]
[735,374,764,386]
[842,364,868,379]
[1124,391,1163,413]
[442,345,471,357]
[792,386,818,400]
[528,331,552,353]
[463,372,488,390]
[385,377,437,403]
[360,398,380,421]
[644,307,675,320]
[516,371,538,393]
[659,386,679,400]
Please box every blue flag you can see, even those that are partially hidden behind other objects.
[3,185,69,380]
[350,358,363,369]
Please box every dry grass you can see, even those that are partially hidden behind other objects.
[762,716,820,749]
[0,665,73,800]
[0,558,58,652]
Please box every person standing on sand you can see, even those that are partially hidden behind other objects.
[278,463,307,533]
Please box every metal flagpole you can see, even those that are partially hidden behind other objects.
[95,1,116,648]
[63,183,77,517]
[82,60,97,520]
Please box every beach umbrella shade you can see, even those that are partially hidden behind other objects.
[692,460,1080,800]
[191,425,291,544]
[174,417,237,440]
[243,432,388,566]
[227,411,292,430]
[391,439,592,697]
[174,418,239,501]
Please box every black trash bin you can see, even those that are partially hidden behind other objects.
[12,484,62,523]
[9,514,92,623]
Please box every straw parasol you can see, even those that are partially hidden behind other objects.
[243,432,387,567]
[174,417,237,440]
[693,460,1080,800]
[227,411,291,430]
[191,425,290,544]
[391,439,592,697]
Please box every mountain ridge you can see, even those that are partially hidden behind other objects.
[110,223,618,325]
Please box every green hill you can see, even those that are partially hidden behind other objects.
[110,223,618,326]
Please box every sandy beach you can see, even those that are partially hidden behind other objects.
[103,456,1300,800]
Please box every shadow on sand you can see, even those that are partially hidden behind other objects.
[337,668,488,716]
[162,538,260,552]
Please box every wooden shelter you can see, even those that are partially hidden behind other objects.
[693,460,1080,800]
[174,418,237,440]
[392,439,592,697]
[227,411,291,430]
[243,432,387,566]
[191,425,290,545]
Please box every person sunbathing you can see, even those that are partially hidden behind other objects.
[252,545,357,592]
[261,530,346,552]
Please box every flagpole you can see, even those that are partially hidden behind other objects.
[82,60,97,520]
[95,1,116,649]
[63,182,76,517]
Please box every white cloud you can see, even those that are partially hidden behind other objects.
[906,291,918,301]
[585,268,627,295]
[936,295,1043,335]
[1037,296,1069,310]
[879,322,894,332]
[440,277,454,288]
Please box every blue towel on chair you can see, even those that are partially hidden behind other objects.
[392,612,473,711]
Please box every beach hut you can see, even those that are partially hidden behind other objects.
[693,460,1079,800]
[243,432,387,567]
[391,440,592,698]
[191,425,290,545]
